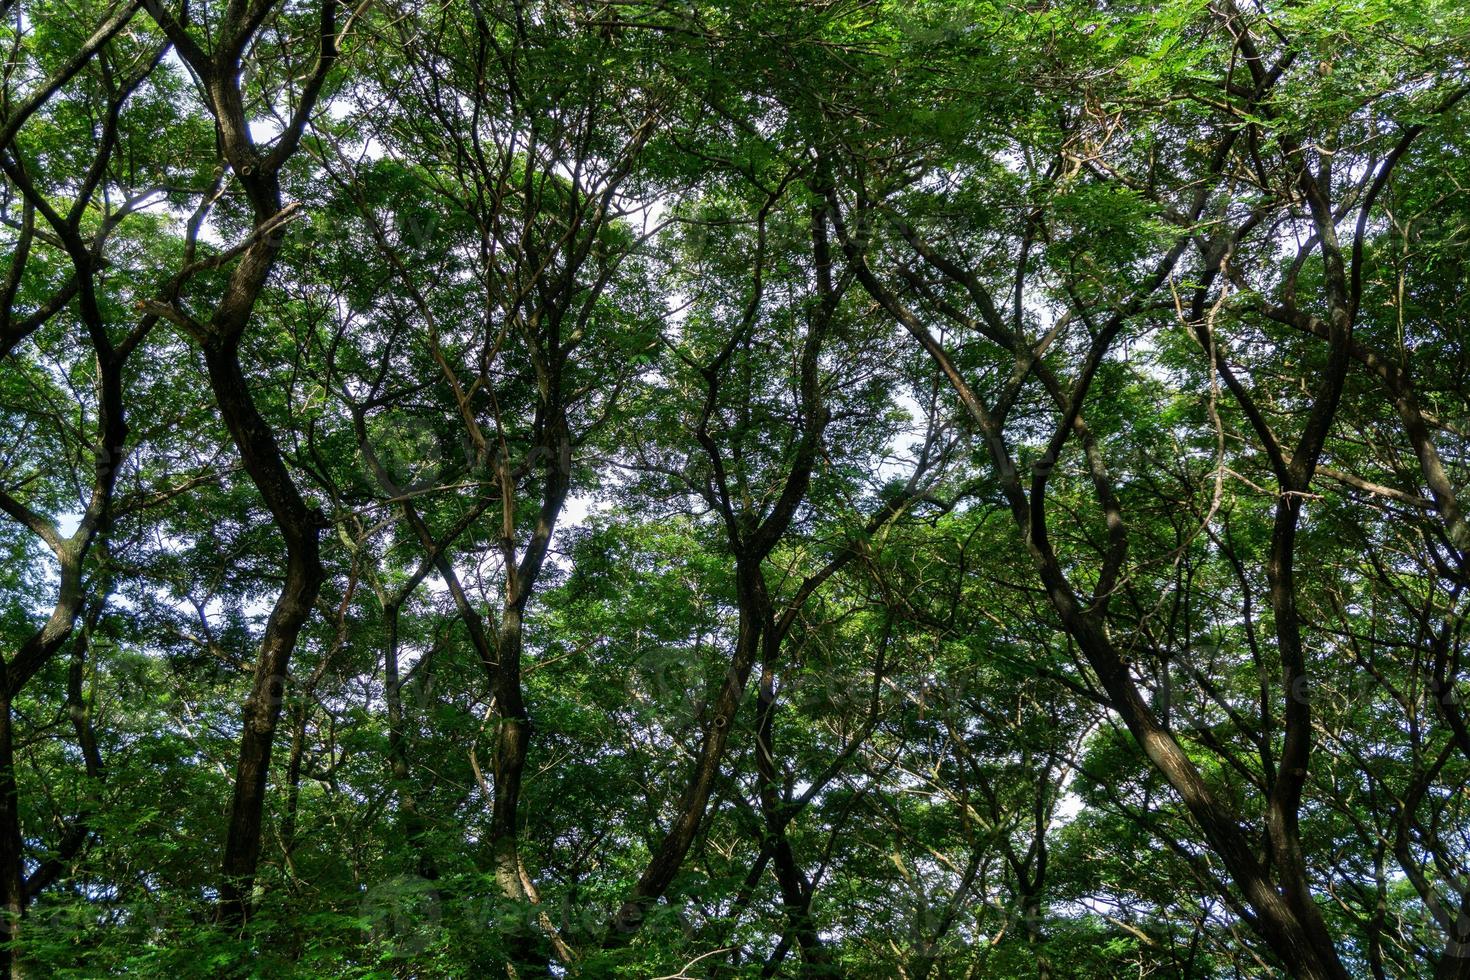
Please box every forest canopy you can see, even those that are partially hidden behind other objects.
[2,0,1470,976]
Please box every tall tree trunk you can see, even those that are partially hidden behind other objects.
[609,595,763,938]
[487,605,548,974]
[483,425,572,972]
[610,207,836,943]
[204,335,325,924]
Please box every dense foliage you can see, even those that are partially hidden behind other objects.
[2,0,1469,976]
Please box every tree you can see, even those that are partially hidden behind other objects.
[1,0,1468,976]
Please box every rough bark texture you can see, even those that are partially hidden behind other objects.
[204,335,326,922]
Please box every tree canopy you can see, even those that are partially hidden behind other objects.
[2,0,1469,976]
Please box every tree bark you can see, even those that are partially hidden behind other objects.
[205,334,326,923]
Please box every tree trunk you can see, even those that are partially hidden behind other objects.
[204,337,325,924]
[608,598,762,939]
[1435,886,1470,980]
[1021,893,1050,980]
[489,606,543,980]
[755,664,828,972]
